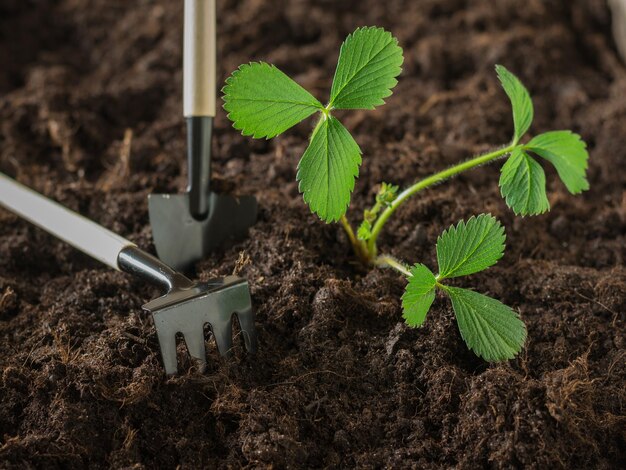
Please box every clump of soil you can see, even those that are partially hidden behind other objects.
[1,0,624,467]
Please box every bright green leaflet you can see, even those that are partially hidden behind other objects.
[496,64,534,144]
[500,147,550,216]
[329,27,403,110]
[400,216,525,361]
[222,62,323,139]
[357,221,372,241]
[296,116,362,222]
[526,130,589,194]
[436,214,505,280]
[223,28,403,222]
[446,287,527,361]
[401,264,436,327]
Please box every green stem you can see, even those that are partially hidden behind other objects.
[339,215,369,263]
[340,214,358,247]
[375,255,412,277]
[366,143,516,257]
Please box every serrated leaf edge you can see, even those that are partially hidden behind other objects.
[499,148,550,216]
[445,286,527,361]
[222,62,324,140]
[329,26,404,110]
[295,116,362,222]
[436,214,506,280]
[495,64,534,145]
[525,130,590,195]
[401,263,437,328]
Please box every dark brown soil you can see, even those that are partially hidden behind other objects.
[1,0,625,468]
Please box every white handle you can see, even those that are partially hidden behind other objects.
[184,0,216,117]
[0,173,135,270]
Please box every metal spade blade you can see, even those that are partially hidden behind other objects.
[148,191,257,272]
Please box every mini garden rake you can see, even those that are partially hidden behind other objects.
[148,0,257,272]
[0,173,257,375]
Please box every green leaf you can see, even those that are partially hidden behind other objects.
[499,147,550,216]
[436,214,506,279]
[223,62,323,139]
[296,116,362,222]
[329,27,403,110]
[526,131,589,194]
[402,264,437,327]
[445,287,526,361]
[376,182,399,205]
[496,64,534,144]
[357,220,372,241]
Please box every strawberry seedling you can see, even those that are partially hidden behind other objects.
[222,27,590,361]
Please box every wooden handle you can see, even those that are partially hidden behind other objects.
[184,0,216,117]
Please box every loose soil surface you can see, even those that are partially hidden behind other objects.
[1,0,625,468]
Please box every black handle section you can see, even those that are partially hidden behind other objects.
[118,246,195,293]
[187,116,213,220]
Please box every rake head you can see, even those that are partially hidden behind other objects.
[142,275,257,375]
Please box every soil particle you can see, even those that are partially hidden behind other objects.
[1,0,625,468]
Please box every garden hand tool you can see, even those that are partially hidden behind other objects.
[0,173,257,375]
[149,0,257,272]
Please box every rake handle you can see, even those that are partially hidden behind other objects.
[0,173,133,270]
[0,173,194,292]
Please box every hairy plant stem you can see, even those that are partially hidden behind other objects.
[338,143,517,265]
[374,255,412,276]
[367,143,516,258]
[339,215,370,263]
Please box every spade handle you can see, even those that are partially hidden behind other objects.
[184,0,216,117]
[183,0,216,219]
[0,173,134,270]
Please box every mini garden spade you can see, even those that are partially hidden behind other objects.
[149,0,257,272]
[0,173,257,375]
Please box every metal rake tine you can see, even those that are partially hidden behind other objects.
[210,317,234,358]
[155,328,179,376]
[183,329,208,372]
[235,309,258,354]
